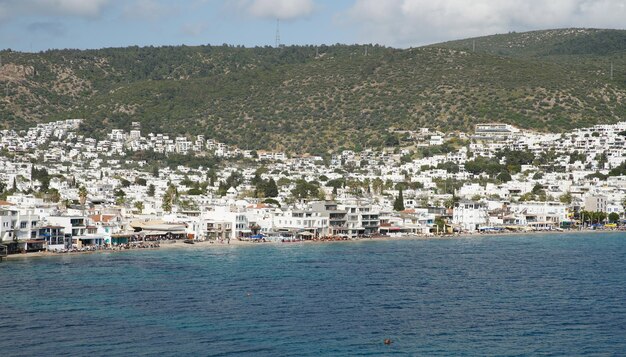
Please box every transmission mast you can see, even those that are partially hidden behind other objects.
[275,19,281,48]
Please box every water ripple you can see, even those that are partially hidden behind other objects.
[0,232,625,355]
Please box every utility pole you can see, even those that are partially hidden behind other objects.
[610,62,614,80]
[472,40,475,53]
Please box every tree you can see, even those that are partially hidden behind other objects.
[217,181,229,196]
[595,151,608,168]
[519,192,535,202]
[464,157,504,176]
[593,211,607,224]
[393,188,405,211]
[496,171,512,183]
[434,217,446,233]
[608,212,620,223]
[251,173,263,186]
[265,178,278,197]
[113,188,126,205]
[262,198,281,207]
[147,184,155,197]
[119,178,131,188]
[443,196,459,209]
[326,178,345,191]
[437,161,460,173]
[162,184,178,212]
[291,179,320,200]
[78,186,88,208]
[532,183,545,195]
[559,192,572,204]
[134,201,144,214]
[225,171,244,189]
[32,168,50,192]
[384,133,400,147]
[206,169,217,185]
[371,177,384,194]
[47,188,61,203]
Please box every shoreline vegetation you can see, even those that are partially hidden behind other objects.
[4,228,624,261]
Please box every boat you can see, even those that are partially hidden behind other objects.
[183,239,195,244]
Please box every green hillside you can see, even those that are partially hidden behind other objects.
[0,28,625,155]
[437,28,625,57]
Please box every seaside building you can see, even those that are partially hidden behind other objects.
[510,201,568,229]
[584,195,608,213]
[453,201,488,232]
[47,215,105,249]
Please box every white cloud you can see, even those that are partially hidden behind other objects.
[181,22,208,36]
[237,0,315,20]
[42,0,110,17]
[123,0,172,21]
[0,0,110,18]
[344,0,626,47]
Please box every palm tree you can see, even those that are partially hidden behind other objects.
[78,186,87,213]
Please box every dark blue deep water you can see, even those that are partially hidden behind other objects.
[1,233,626,356]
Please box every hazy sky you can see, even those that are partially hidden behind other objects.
[0,0,624,52]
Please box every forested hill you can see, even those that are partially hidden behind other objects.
[0,28,625,155]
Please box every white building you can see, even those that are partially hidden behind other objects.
[453,201,488,231]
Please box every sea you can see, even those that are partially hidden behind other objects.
[1,232,625,356]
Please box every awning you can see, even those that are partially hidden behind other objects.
[141,230,186,235]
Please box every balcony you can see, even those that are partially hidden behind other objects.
[70,219,85,227]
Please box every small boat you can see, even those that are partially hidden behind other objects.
[183,239,195,244]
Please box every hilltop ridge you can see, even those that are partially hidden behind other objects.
[0,28,624,154]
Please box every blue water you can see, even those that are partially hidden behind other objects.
[1,233,625,356]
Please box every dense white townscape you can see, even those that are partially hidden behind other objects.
[1,119,626,254]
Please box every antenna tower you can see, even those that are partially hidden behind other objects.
[275,19,280,48]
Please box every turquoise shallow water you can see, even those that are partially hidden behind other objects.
[1,233,625,356]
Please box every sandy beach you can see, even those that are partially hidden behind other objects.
[3,229,624,261]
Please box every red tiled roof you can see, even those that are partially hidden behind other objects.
[247,203,269,209]
[89,214,115,223]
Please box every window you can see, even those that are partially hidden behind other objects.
[20,221,27,229]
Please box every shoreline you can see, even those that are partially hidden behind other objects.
[3,229,624,261]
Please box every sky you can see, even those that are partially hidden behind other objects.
[0,0,625,52]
